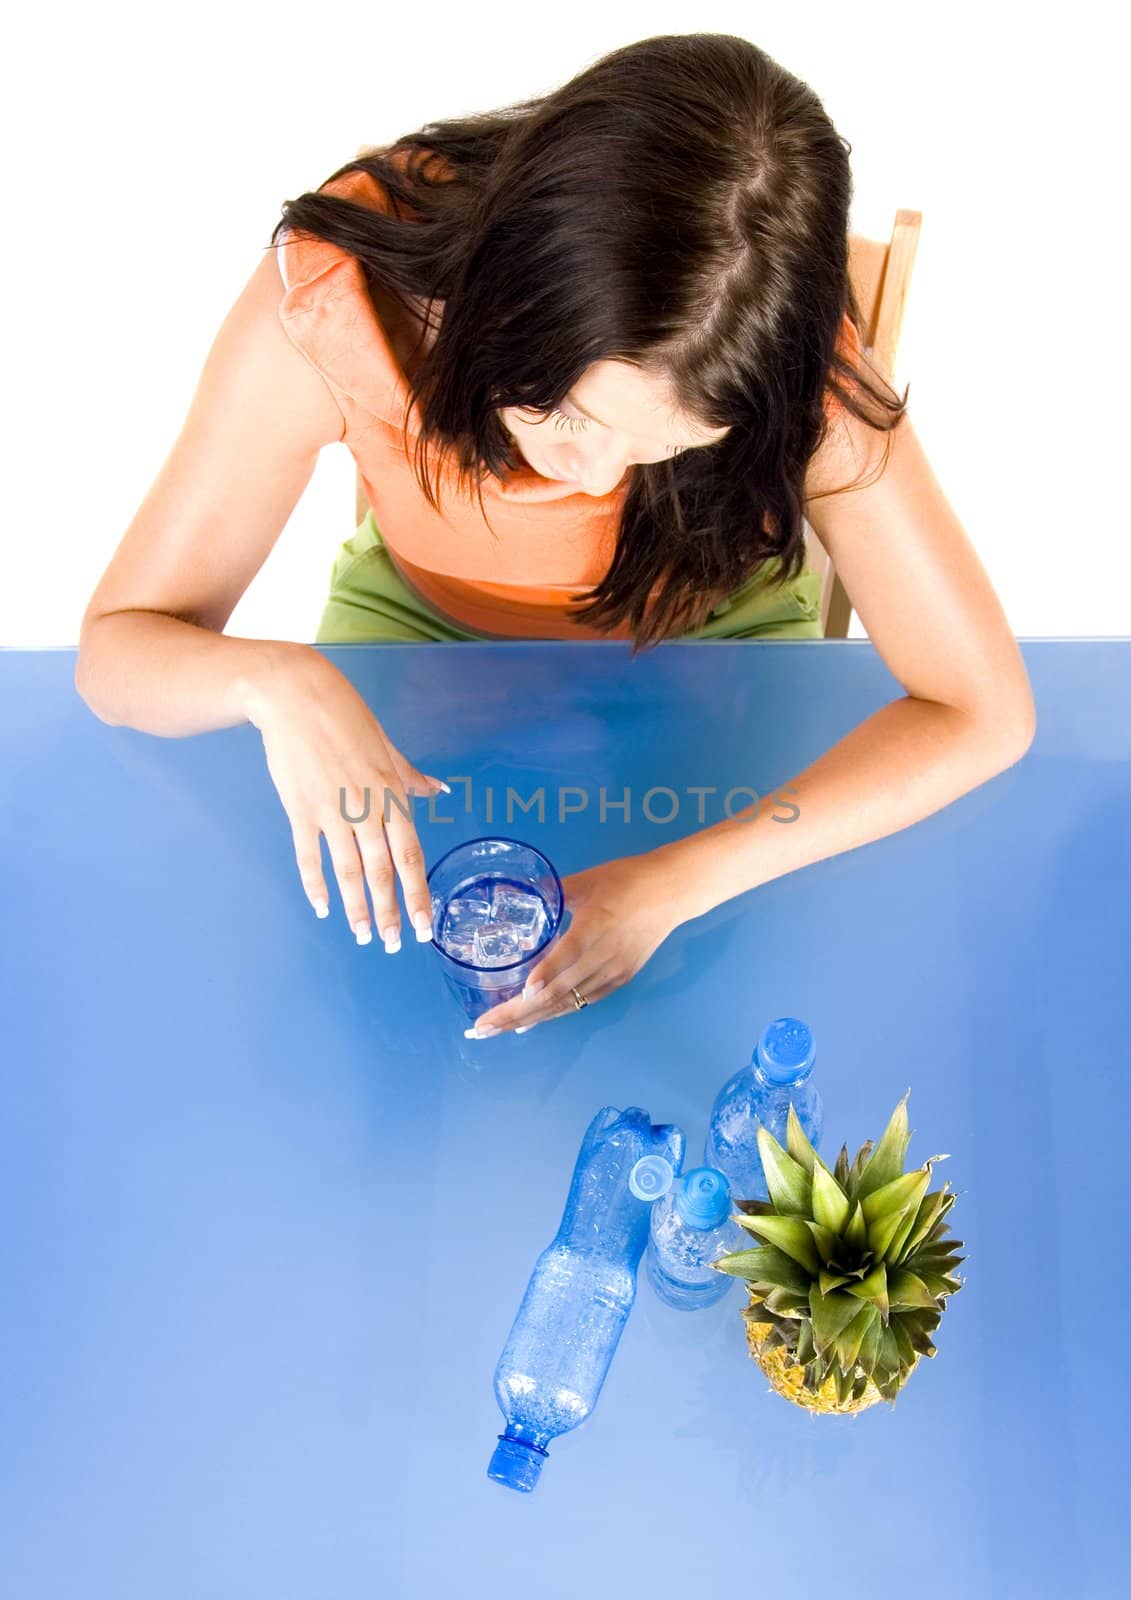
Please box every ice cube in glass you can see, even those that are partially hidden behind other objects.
[473,924,523,968]
[490,887,548,952]
[440,894,492,960]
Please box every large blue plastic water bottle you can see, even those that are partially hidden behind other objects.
[704,1017,823,1203]
[642,1163,746,1311]
[488,1106,685,1492]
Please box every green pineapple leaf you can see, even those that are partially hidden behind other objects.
[854,1094,912,1202]
[711,1248,767,1280]
[835,1302,879,1371]
[844,1260,890,1322]
[878,1323,902,1378]
[808,1285,867,1354]
[860,1167,930,1226]
[742,1213,821,1275]
[811,1160,851,1234]
[834,1144,851,1190]
[833,1364,857,1407]
[911,1245,965,1275]
[756,1126,812,1215]
[819,1269,852,1295]
[857,1308,884,1374]
[867,1207,908,1262]
[898,1312,939,1359]
[846,1139,875,1197]
[741,1244,812,1292]
[712,1245,807,1288]
[785,1104,818,1174]
[764,1287,810,1318]
[890,1316,919,1371]
[915,1268,963,1299]
[884,1196,932,1266]
[734,1213,774,1237]
[844,1201,868,1250]
[805,1220,838,1264]
[875,1367,903,1405]
[898,1186,954,1260]
[887,1269,939,1310]
[808,1344,837,1389]
[899,1305,942,1339]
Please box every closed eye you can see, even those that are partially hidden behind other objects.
[548,407,690,459]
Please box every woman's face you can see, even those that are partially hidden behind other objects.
[498,359,731,495]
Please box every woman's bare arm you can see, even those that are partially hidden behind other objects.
[73,247,446,948]
[74,246,347,737]
[643,404,1038,923]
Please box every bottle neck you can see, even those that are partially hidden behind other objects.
[751,1061,813,1091]
[673,1191,719,1231]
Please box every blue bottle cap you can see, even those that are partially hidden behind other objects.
[487,1435,547,1493]
[756,1017,816,1086]
[675,1167,732,1229]
[629,1155,674,1201]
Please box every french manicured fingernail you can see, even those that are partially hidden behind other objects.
[353,920,372,945]
[437,781,452,794]
[516,1023,538,1035]
[413,911,433,942]
[382,927,401,954]
[523,978,546,998]
[313,898,329,919]
[464,1024,499,1039]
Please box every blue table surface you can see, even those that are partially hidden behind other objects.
[1,639,1128,1599]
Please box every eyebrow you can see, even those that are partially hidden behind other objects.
[565,390,729,450]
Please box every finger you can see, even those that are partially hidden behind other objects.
[475,953,613,1035]
[471,934,581,1030]
[324,822,377,944]
[353,817,402,953]
[380,786,434,944]
[387,748,451,800]
[470,969,612,1037]
[519,972,619,1030]
[520,965,608,1026]
[291,820,331,919]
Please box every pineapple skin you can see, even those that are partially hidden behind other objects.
[744,1305,912,1415]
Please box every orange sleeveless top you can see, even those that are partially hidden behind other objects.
[276,151,862,640]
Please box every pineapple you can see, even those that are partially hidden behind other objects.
[713,1094,964,1414]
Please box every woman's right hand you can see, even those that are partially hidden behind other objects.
[240,643,446,952]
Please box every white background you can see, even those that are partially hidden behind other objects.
[2,1,1126,645]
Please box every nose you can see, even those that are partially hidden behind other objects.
[574,444,630,496]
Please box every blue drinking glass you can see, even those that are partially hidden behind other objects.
[427,837,565,1024]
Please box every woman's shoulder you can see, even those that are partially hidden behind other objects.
[276,147,448,321]
[275,149,451,427]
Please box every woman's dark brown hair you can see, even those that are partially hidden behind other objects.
[271,32,907,650]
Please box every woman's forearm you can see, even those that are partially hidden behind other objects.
[74,611,310,738]
[648,694,1036,923]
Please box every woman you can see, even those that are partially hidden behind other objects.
[75,34,1035,1040]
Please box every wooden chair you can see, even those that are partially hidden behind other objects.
[350,136,920,639]
[808,209,922,636]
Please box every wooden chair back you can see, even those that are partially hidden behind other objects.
[810,209,922,636]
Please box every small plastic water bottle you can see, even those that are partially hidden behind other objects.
[641,1163,746,1311]
[704,1017,823,1203]
[488,1106,685,1492]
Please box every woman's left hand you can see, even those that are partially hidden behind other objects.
[467,852,685,1038]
